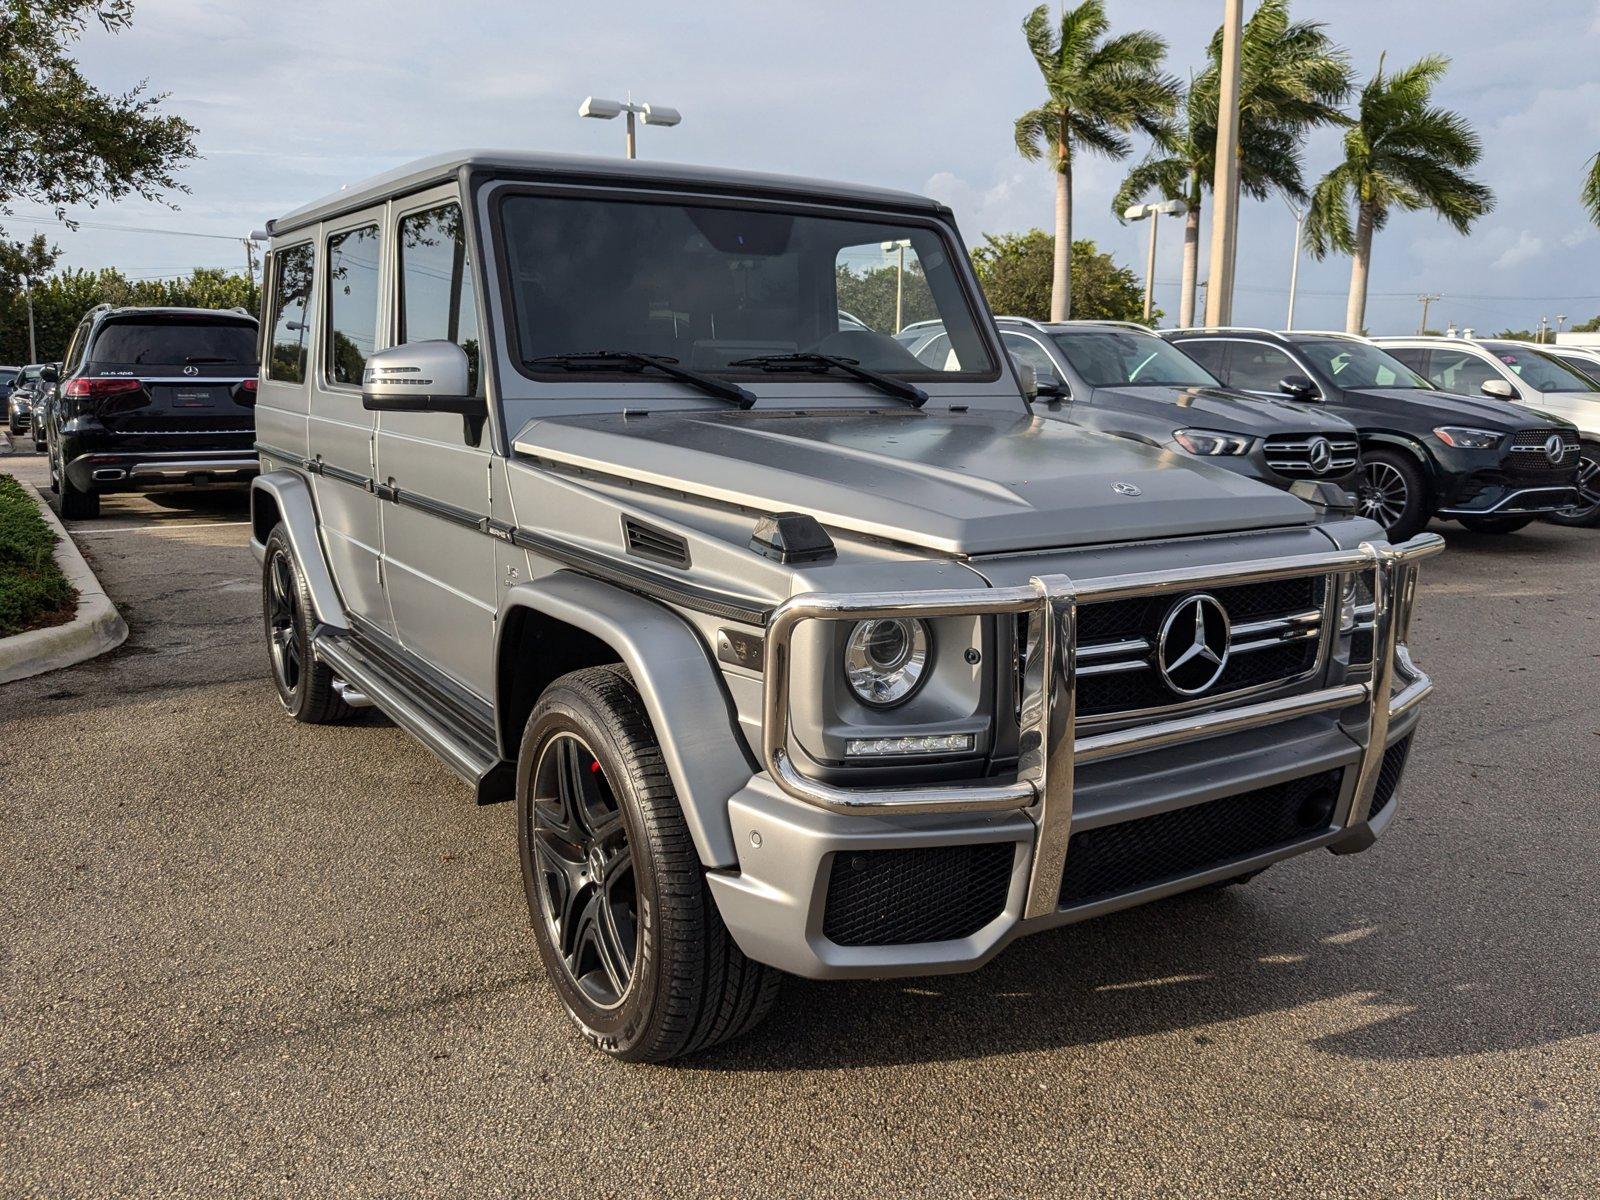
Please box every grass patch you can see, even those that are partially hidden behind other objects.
[0,474,77,637]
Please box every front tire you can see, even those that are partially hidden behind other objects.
[262,525,351,724]
[1357,449,1429,541]
[1457,514,1534,535]
[517,665,780,1062]
[1546,442,1600,528]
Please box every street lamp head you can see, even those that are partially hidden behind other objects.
[1155,198,1189,218]
[579,96,624,120]
[641,103,681,127]
[1123,204,1153,222]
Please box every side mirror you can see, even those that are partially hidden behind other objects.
[1481,379,1516,400]
[1036,371,1066,400]
[361,341,483,417]
[1278,374,1318,400]
[1015,361,1039,402]
[39,366,58,385]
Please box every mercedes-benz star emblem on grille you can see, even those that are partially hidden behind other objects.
[1112,481,1142,497]
[1307,436,1334,474]
[1157,593,1232,696]
[1545,434,1566,464]
[182,365,200,376]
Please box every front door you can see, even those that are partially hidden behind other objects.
[373,190,495,697]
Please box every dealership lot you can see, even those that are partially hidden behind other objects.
[2,449,1597,1197]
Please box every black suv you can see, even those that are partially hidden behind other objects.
[997,318,1363,500]
[1164,329,1582,538]
[42,305,259,518]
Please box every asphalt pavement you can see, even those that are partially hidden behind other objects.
[2,445,1597,1198]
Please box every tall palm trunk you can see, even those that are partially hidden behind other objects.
[1179,200,1201,328]
[1052,144,1073,321]
[1345,200,1376,333]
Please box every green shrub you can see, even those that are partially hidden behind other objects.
[0,474,76,637]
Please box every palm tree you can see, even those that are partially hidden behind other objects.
[1307,55,1493,334]
[1583,152,1600,226]
[1113,0,1351,327]
[1015,1,1178,321]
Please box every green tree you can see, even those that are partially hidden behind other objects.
[970,230,1151,324]
[1113,0,1351,326]
[1014,1,1178,321]
[835,261,939,333]
[0,0,196,243]
[1306,55,1493,334]
[1583,152,1600,227]
[0,266,258,362]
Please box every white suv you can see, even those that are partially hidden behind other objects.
[1374,337,1600,527]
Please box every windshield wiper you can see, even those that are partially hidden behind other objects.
[525,351,755,409]
[728,353,928,408]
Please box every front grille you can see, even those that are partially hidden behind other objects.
[1059,768,1344,907]
[1507,428,1580,472]
[1263,434,1361,477]
[823,843,1015,946]
[1074,576,1327,719]
[1367,735,1413,819]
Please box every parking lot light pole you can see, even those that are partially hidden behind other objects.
[1282,194,1306,330]
[579,96,682,159]
[882,238,912,331]
[1124,200,1188,322]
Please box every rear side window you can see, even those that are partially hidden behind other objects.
[326,224,381,385]
[89,319,257,368]
[398,203,480,393]
[1224,343,1298,392]
[269,242,317,383]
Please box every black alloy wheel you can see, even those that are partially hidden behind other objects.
[261,525,351,723]
[1546,445,1600,528]
[529,732,639,1010]
[266,547,304,698]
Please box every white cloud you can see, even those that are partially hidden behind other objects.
[1492,230,1546,270]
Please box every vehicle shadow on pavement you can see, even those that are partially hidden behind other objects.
[693,872,1599,1071]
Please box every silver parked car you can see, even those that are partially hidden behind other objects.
[253,151,1443,1061]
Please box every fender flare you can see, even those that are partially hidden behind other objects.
[1359,432,1440,493]
[250,471,347,629]
[496,572,754,867]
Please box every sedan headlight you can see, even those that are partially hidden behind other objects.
[1432,426,1502,450]
[1173,428,1253,456]
[843,618,930,707]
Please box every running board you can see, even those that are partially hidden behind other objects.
[312,631,513,804]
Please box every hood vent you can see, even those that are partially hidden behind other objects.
[622,515,690,568]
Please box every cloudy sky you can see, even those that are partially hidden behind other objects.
[16,0,1600,335]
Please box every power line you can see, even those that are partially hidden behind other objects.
[3,209,247,243]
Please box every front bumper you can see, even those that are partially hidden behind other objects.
[1436,482,1578,517]
[707,534,1443,979]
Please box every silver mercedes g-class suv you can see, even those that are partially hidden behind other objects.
[252,151,1442,1061]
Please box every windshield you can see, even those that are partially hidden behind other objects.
[89,318,258,368]
[1482,342,1597,393]
[1049,329,1216,388]
[498,193,995,385]
[1295,338,1427,389]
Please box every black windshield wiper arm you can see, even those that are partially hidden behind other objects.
[727,353,928,408]
[524,351,755,409]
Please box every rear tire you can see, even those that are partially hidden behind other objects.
[1457,514,1534,535]
[262,525,351,724]
[1545,442,1600,528]
[57,468,100,520]
[1357,449,1429,541]
[518,665,780,1062]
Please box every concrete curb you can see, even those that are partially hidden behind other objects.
[0,430,13,455]
[0,483,130,684]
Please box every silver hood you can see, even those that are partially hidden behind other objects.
[511,407,1313,556]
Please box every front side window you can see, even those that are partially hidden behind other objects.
[1552,353,1600,387]
[498,193,995,386]
[1293,339,1426,389]
[1423,349,1498,396]
[269,243,316,383]
[398,202,480,394]
[1223,342,1300,392]
[1049,330,1215,388]
[1482,342,1594,393]
[1001,332,1058,379]
[326,224,381,385]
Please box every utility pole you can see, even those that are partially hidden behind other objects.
[882,239,911,332]
[243,238,259,291]
[24,275,37,362]
[1417,293,1441,335]
[1204,0,1244,327]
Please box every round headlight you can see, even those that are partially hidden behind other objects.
[843,618,931,707]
